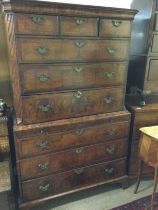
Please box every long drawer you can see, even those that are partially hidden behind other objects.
[20,62,127,94]
[22,158,126,201]
[17,38,129,63]
[16,121,130,158]
[19,139,127,180]
[21,87,124,124]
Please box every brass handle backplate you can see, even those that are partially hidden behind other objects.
[38,104,52,112]
[74,167,85,175]
[74,128,85,136]
[36,140,49,149]
[107,48,116,54]
[104,94,113,104]
[112,20,122,27]
[39,183,50,192]
[106,147,115,155]
[75,41,86,48]
[74,147,84,154]
[37,75,50,82]
[104,71,115,79]
[74,65,84,73]
[74,17,86,25]
[38,162,49,170]
[105,167,114,175]
[36,47,48,55]
[30,15,44,24]
[72,90,84,103]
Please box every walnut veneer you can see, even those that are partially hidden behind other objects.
[1,1,137,209]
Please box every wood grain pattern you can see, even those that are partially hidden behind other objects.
[60,16,98,36]
[21,158,126,201]
[100,19,131,37]
[20,62,127,94]
[14,111,130,136]
[22,87,124,124]
[16,120,130,158]
[17,38,129,63]
[15,13,58,35]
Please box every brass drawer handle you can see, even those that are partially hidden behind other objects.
[39,104,52,112]
[75,41,86,48]
[37,75,50,82]
[107,48,116,54]
[36,140,49,149]
[104,94,113,104]
[105,128,116,137]
[73,90,84,99]
[106,147,115,155]
[74,17,86,25]
[39,183,50,192]
[74,167,85,175]
[74,128,85,136]
[112,20,122,27]
[74,65,84,73]
[74,147,84,154]
[38,162,49,170]
[36,47,48,55]
[104,71,115,79]
[105,167,114,175]
[30,15,44,24]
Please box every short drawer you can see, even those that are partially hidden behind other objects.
[16,121,130,158]
[22,158,126,201]
[147,59,158,81]
[151,34,158,53]
[60,16,98,36]
[21,87,124,124]
[15,13,58,35]
[19,139,127,180]
[17,38,129,63]
[100,19,131,37]
[20,62,127,94]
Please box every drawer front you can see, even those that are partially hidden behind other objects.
[22,158,126,201]
[60,16,98,36]
[152,34,158,53]
[20,62,127,94]
[18,38,129,63]
[22,87,124,124]
[100,19,131,37]
[15,14,58,35]
[147,59,158,81]
[17,121,130,158]
[134,112,158,125]
[19,139,127,180]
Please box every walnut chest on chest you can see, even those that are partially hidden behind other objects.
[1,1,137,209]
